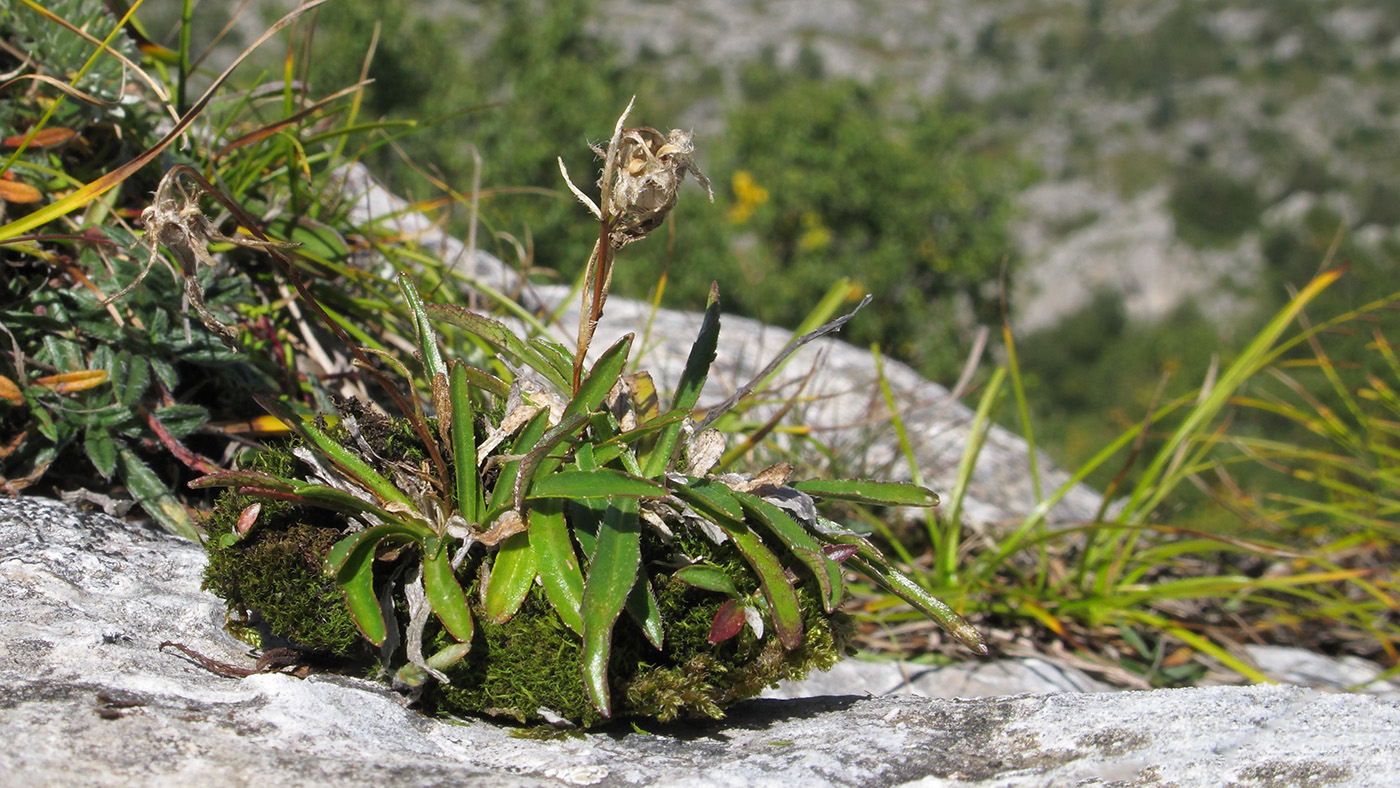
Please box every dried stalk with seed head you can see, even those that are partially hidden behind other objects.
[560,97,713,391]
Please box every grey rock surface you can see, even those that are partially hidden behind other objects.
[5,496,1400,787]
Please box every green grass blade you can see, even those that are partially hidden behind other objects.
[484,531,537,625]
[424,545,475,644]
[580,500,642,717]
[530,499,585,635]
[643,284,720,478]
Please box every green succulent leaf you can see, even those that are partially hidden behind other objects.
[84,425,117,480]
[449,361,482,524]
[530,499,585,635]
[674,481,804,650]
[643,284,720,478]
[484,530,538,625]
[733,490,845,613]
[188,469,298,492]
[789,478,940,508]
[424,545,475,643]
[398,273,446,382]
[580,499,641,717]
[526,468,663,500]
[626,573,664,650]
[673,563,741,597]
[340,540,387,646]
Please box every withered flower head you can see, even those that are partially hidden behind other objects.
[560,97,714,250]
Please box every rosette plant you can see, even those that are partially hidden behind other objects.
[197,102,985,727]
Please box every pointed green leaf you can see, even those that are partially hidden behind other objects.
[734,490,844,613]
[526,468,664,500]
[531,499,585,635]
[84,426,117,480]
[340,541,387,646]
[674,563,741,597]
[117,448,198,542]
[450,361,482,524]
[716,521,803,651]
[259,397,413,509]
[563,334,634,422]
[643,285,720,478]
[673,482,803,650]
[398,273,446,382]
[580,499,640,717]
[626,574,664,650]
[484,531,537,625]
[425,546,475,643]
[789,478,940,508]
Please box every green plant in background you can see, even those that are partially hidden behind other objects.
[196,103,985,725]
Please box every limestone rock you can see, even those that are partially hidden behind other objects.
[5,496,1399,787]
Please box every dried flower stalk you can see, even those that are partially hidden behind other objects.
[560,98,713,390]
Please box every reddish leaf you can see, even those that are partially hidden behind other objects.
[822,543,860,562]
[707,598,746,644]
[0,374,21,405]
[2,127,76,148]
[35,369,108,393]
[0,179,42,204]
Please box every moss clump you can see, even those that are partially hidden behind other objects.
[427,554,850,727]
[203,467,368,660]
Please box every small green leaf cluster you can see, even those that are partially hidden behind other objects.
[0,234,259,539]
[198,272,984,725]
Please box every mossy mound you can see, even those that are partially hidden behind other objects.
[202,456,369,660]
[429,569,850,727]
